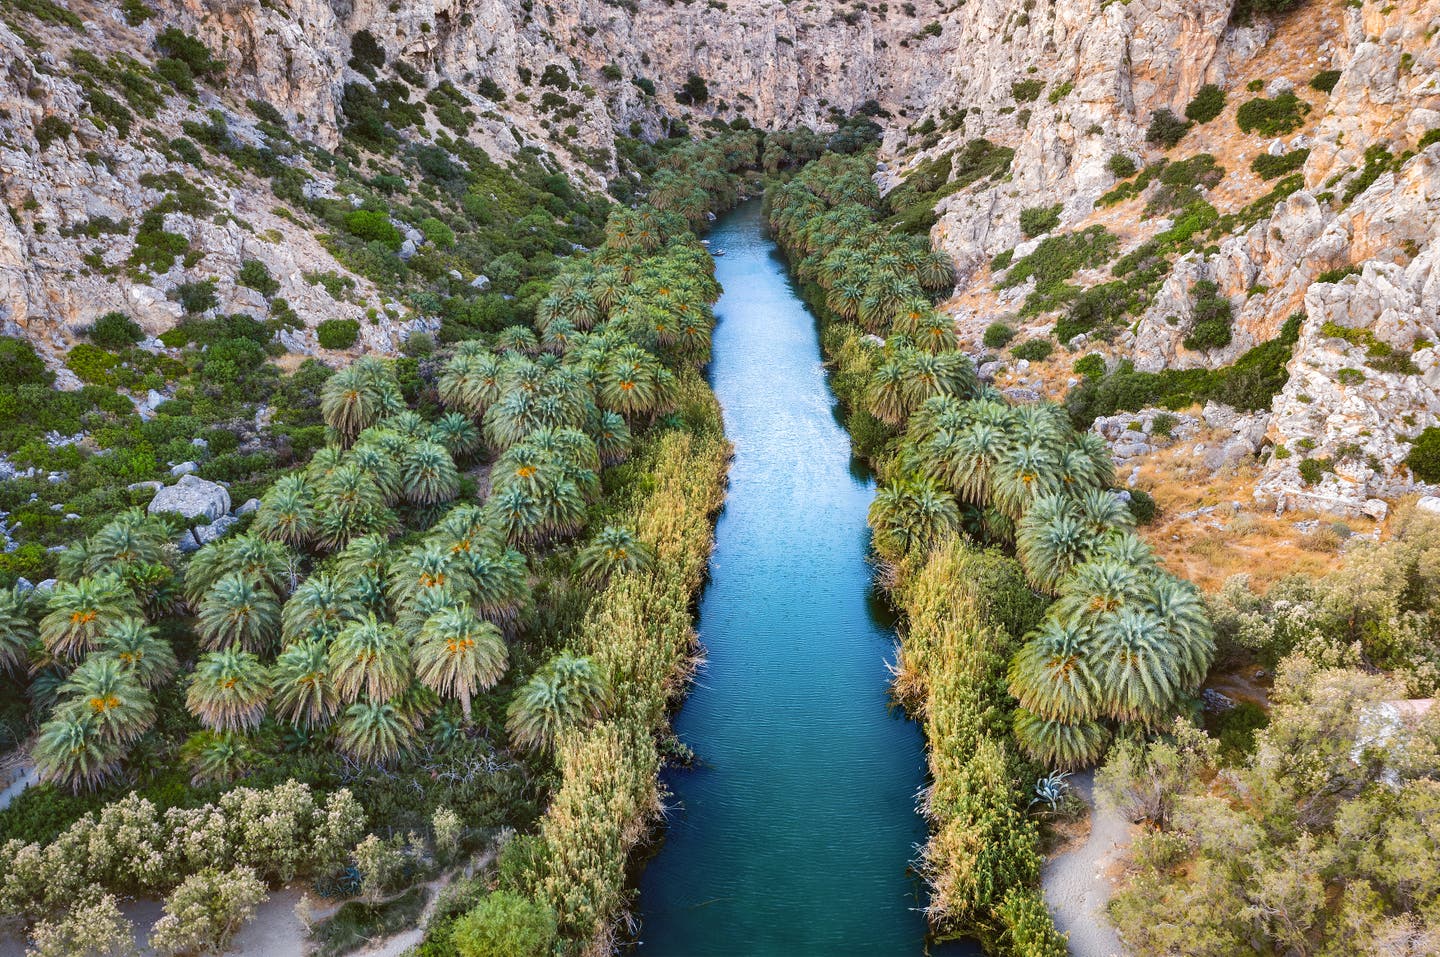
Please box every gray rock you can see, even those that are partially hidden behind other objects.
[234,498,261,517]
[176,530,201,554]
[1361,498,1388,521]
[193,515,238,546]
[14,578,33,593]
[399,239,417,261]
[148,474,232,522]
[470,275,491,290]
[34,579,57,593]
[1417,496,1440,516]
[170,461,200,477]
[127,481,164,493]
[191,437,209,449]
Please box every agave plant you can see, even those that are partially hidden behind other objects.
[505,652,610,753]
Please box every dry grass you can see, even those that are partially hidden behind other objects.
[1131,427,1364,592]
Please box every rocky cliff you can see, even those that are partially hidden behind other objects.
[2,0,1436,517]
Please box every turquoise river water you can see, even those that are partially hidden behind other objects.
[634,200,980,955]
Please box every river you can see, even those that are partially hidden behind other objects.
[634,199,978,955]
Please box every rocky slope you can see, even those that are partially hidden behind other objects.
[2,0,1436,518]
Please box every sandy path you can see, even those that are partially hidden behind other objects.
[1040,770,1132,957]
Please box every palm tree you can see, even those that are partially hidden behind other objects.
[181,730,255,786]
[1094,532,1155,568]
[0,587,35,675]
[271,639,342,728]
[506,652,609,753]
[575,526,655,585]
[1016,497,1098,594]
[1073,487,1133,536]
[868,480,961,560]
[281,572,363,644]
[187,649,271,731]
[1143,576,1214,692]
[401,441,461,506]
[1092,607,1180,725]
[185,534,295,606]
[868,359,911,427]
[96,616,177,689]
[1052,558,1147,628]
[1008,618,1100,723]
[599,345,663,419]
[388,542,475,612]
[991,443,1062,521]
[484,485,547,547]
[57,655,155,744]
[329,615,410,703]
[1013,709,1111,770]
[337,700,414,765]
[431,412,482,459]
[414,608,507,721]
[345,441,405,505]
[197,573,282,653]
[253,475,317,549]
[63,508,170,578]
[322,358,403,445]
[591,410,632,467]
[40,574,137,661]
[33,712,124,792]
[457,546,529,627]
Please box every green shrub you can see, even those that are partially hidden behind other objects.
[1011,79,1045,103]
[1317,264,1360,284]
[343,210,403,249]
[1251,148,1309,180]
[1309,69,1342,93]
[237,259,279,296]
[1011,338,1054,362]
[1297,457,1330,485]
[1420,128,1440,151]
[35,116,73,151]
[1073,353,1105,379]
[1055,281,1133,343]
[1126,488,1157,525]
[1236,91,1311,136]
[171,280,218,315]
[1107,153,1138,179]
[450,892,557,957]
[1404,427,1440,482]
[0,338,53,388]
[983,323,1017,349]
[120,0,153,25]
[991,248,1015,271]
[1342,145,1395,203]
[1184,84,1227,124]
[1182,280,1234,351]
[155,29,222,80]
[65,343,120,386]
[1146,108,1191,149]
[419,217,456,249]
[1019,203,1062,238]
[316,319,360,350]
[89,312,144,348]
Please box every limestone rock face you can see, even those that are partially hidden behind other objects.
[148,474,232,522]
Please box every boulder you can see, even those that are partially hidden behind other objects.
[170,461,199,477]
[148,474,232,522]
[1416,496,1440,515]
[193,515,238,546]
[234,498,261,517]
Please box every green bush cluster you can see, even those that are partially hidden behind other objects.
[1019,203,1062,238]
[1182,280,1234,351]
[316,318,361,350]
[1251,147,1309,179]
[1236,91,1311,136]
[1184,84,1227,124]
[1146,108,1191,149]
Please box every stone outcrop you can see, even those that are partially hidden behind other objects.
[148,473,232,522]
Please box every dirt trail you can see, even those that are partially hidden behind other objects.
[1041,770,1133,957]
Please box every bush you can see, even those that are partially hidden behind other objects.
[35,116,73,150]
[1019,203,1062,238]
[1184,84,1226,124]
[1126,488,1157,525]
[1297,457,1328,485]
[1146,108,1191,149]
[1419,128,1440,151]
[0,338,52,388]
[1251,148,1309,180]
[1011,338,1054,362]
[1404,427,1440,482]
[316,319,360,350]
[983,322,1017,349]
[1309,69,1341,93]
[171,279,218,315]
[1073,353,1105,379]
[450,892,557,957]
[1183,280,1234,351]
[1236,92,1310,136]
[343,210,403,249]
[237,259,279,296]
[88,312,144,349]
[155,28,222,79]
[419,217,456,249]
[1107,153,1138,179]
[1011,79,1044,103]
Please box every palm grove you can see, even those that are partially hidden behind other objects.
[768,152,1214,954]
[0,132,776,955]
